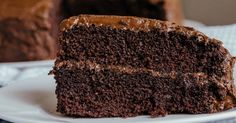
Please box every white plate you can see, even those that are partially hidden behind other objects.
[0,60,54,68]
[0,76,235,123]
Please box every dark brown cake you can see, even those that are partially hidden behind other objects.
[63,0,183,24]
[0,0,60,62]
[51,15,236,117]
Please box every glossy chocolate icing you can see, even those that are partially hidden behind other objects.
[60,14,217,44]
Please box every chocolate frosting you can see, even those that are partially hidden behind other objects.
[60,15,219,44]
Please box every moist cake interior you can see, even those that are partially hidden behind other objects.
[59,24,228,77]
[52,15,236,117]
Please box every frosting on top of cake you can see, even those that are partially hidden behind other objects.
[60,15,222,45]
[60,14,168,32]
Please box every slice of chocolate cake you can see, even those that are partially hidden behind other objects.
[0,0,60,62]
[51,15,236,117]
[63,0,183,24]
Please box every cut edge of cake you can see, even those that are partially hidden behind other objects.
[51,15,236,117]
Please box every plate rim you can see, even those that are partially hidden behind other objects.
[0,60,54,68]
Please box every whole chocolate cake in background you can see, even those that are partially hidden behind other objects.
[0,0,60,62]
[51,15,236,117]
[63,0,183,24]
[0,0,183,62]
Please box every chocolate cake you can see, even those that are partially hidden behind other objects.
[63,0,183,24]
[51,15,236,117]
[0,0,60,62]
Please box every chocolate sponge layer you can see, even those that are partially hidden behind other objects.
[59,24,232,78]
[53,60,236,117]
